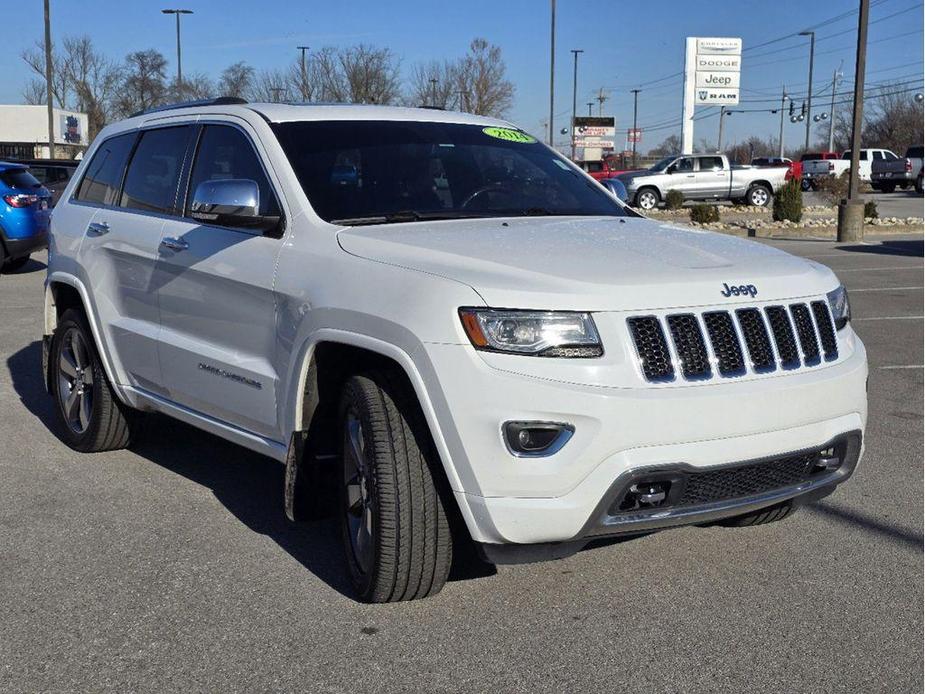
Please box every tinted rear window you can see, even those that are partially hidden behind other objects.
[0,168,41,189]
[76,133,136,205]
[120,126,191,214]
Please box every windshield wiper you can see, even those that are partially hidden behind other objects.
[332,210,491,226]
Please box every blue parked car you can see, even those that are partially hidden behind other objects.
[1,161,51,272]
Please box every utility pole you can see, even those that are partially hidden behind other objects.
[162,9,193,89]
[43,0,54,159]
[587,102,593,117]
[569,49,584,161]
[838,0,869,242]
[548,0,556,146]
[429,78,438,107]
[297,46,310,101]
[799,30,815,150]
[828,63,842,152]
[778,86,788,157]
[631,88,640,169]
[596,88,608,116]
[717,105,727,153]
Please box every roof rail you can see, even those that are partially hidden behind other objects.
[130,96,248,118]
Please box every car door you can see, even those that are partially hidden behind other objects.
[153,122,285,439]
[668,156,697,196]
[695,156,727,197]
[77,125,194,393]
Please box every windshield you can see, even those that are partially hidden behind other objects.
[272,121,627,224]
[649,156,676,171]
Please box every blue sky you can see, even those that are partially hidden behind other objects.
[2,0,922,151]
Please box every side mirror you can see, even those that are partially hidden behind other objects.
[190,179,280,233]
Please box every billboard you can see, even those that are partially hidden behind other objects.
[682,36,742,152]
[572,116,615,161]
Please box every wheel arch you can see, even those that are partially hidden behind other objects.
[44,273,122,397]
[290,330,466,494]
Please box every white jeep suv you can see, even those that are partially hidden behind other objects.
[43,99,867,602]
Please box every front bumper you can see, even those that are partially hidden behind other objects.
[420,329,867,546]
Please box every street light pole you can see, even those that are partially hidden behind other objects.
[828,65,841,152]
[569,49,584,161]
[799,30,815,151]
[548,0,556,146]
[297,46,310,101]
[631,88,640,169]
[43,0,54,159]
[162,9,193,89]
[587,102,593,117]
[838,0,870,242]
[778,86,788,157]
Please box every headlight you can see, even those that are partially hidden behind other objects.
[458,308,602,357]
[827,285,851,330]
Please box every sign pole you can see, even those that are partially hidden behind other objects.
[682,37,696,154]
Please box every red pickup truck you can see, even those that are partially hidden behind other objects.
[578,154,629,180]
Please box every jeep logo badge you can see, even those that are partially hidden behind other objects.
[721,282,758,298]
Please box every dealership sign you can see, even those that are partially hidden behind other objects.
[682,36,742,152]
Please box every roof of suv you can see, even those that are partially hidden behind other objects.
[129,101,513,129]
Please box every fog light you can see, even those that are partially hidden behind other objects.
[504,421,574,457]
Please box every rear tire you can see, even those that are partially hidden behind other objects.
[720,501,795,527]
[916,174,923,195]
[50,308,137,452]
[338,371,452,602]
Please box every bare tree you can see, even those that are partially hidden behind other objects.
[22,79,47,105]
[647,134,681,157]
[170,73,215,102]
[21,39,71,108]
[311,46,347,101]
[407,60,459,109]
[862,85,924,154]
[219,62,255,99]
[249,69,290,103]
[60,36,121,140]
[339,45,401,104]
[114,49,168,117]
[455,38,514,117]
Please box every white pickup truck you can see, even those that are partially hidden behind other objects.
[802,148,899,188]
[618,154,788,210]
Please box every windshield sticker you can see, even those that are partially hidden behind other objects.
[482,127,537,144]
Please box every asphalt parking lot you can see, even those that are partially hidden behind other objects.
[1,236,922,693]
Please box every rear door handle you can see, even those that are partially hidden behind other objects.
[87,221,109,235]
[160,237,189,252]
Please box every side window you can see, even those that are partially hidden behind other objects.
[75,133,136,206]
[859,151,868,161]
[120,126,191,214]
[676,157,694,172]
[186,125,280,218]
[872,151,883,160]
[699,156,723,170]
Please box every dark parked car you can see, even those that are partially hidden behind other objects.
[15,159,79,206]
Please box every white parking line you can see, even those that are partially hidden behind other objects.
[878,365,923,370]
[804,252,924,259]
[849,286,923,292]
[853,315,923,321]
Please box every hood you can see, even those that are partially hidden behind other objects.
[337,216,837,312]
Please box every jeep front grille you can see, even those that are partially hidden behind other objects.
[627,300,839,383]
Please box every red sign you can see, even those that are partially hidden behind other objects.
[627,128,642,143]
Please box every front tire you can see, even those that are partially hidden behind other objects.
[338,371,452,602]
[746,184,772,207]
[50,308,136,452]
[635,187,660,211]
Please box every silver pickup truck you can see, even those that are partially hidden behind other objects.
[619,154,788,210]
[871,145,923,194]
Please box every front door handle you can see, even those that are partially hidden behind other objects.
[87,221,109,236]
[160,237,189,252]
